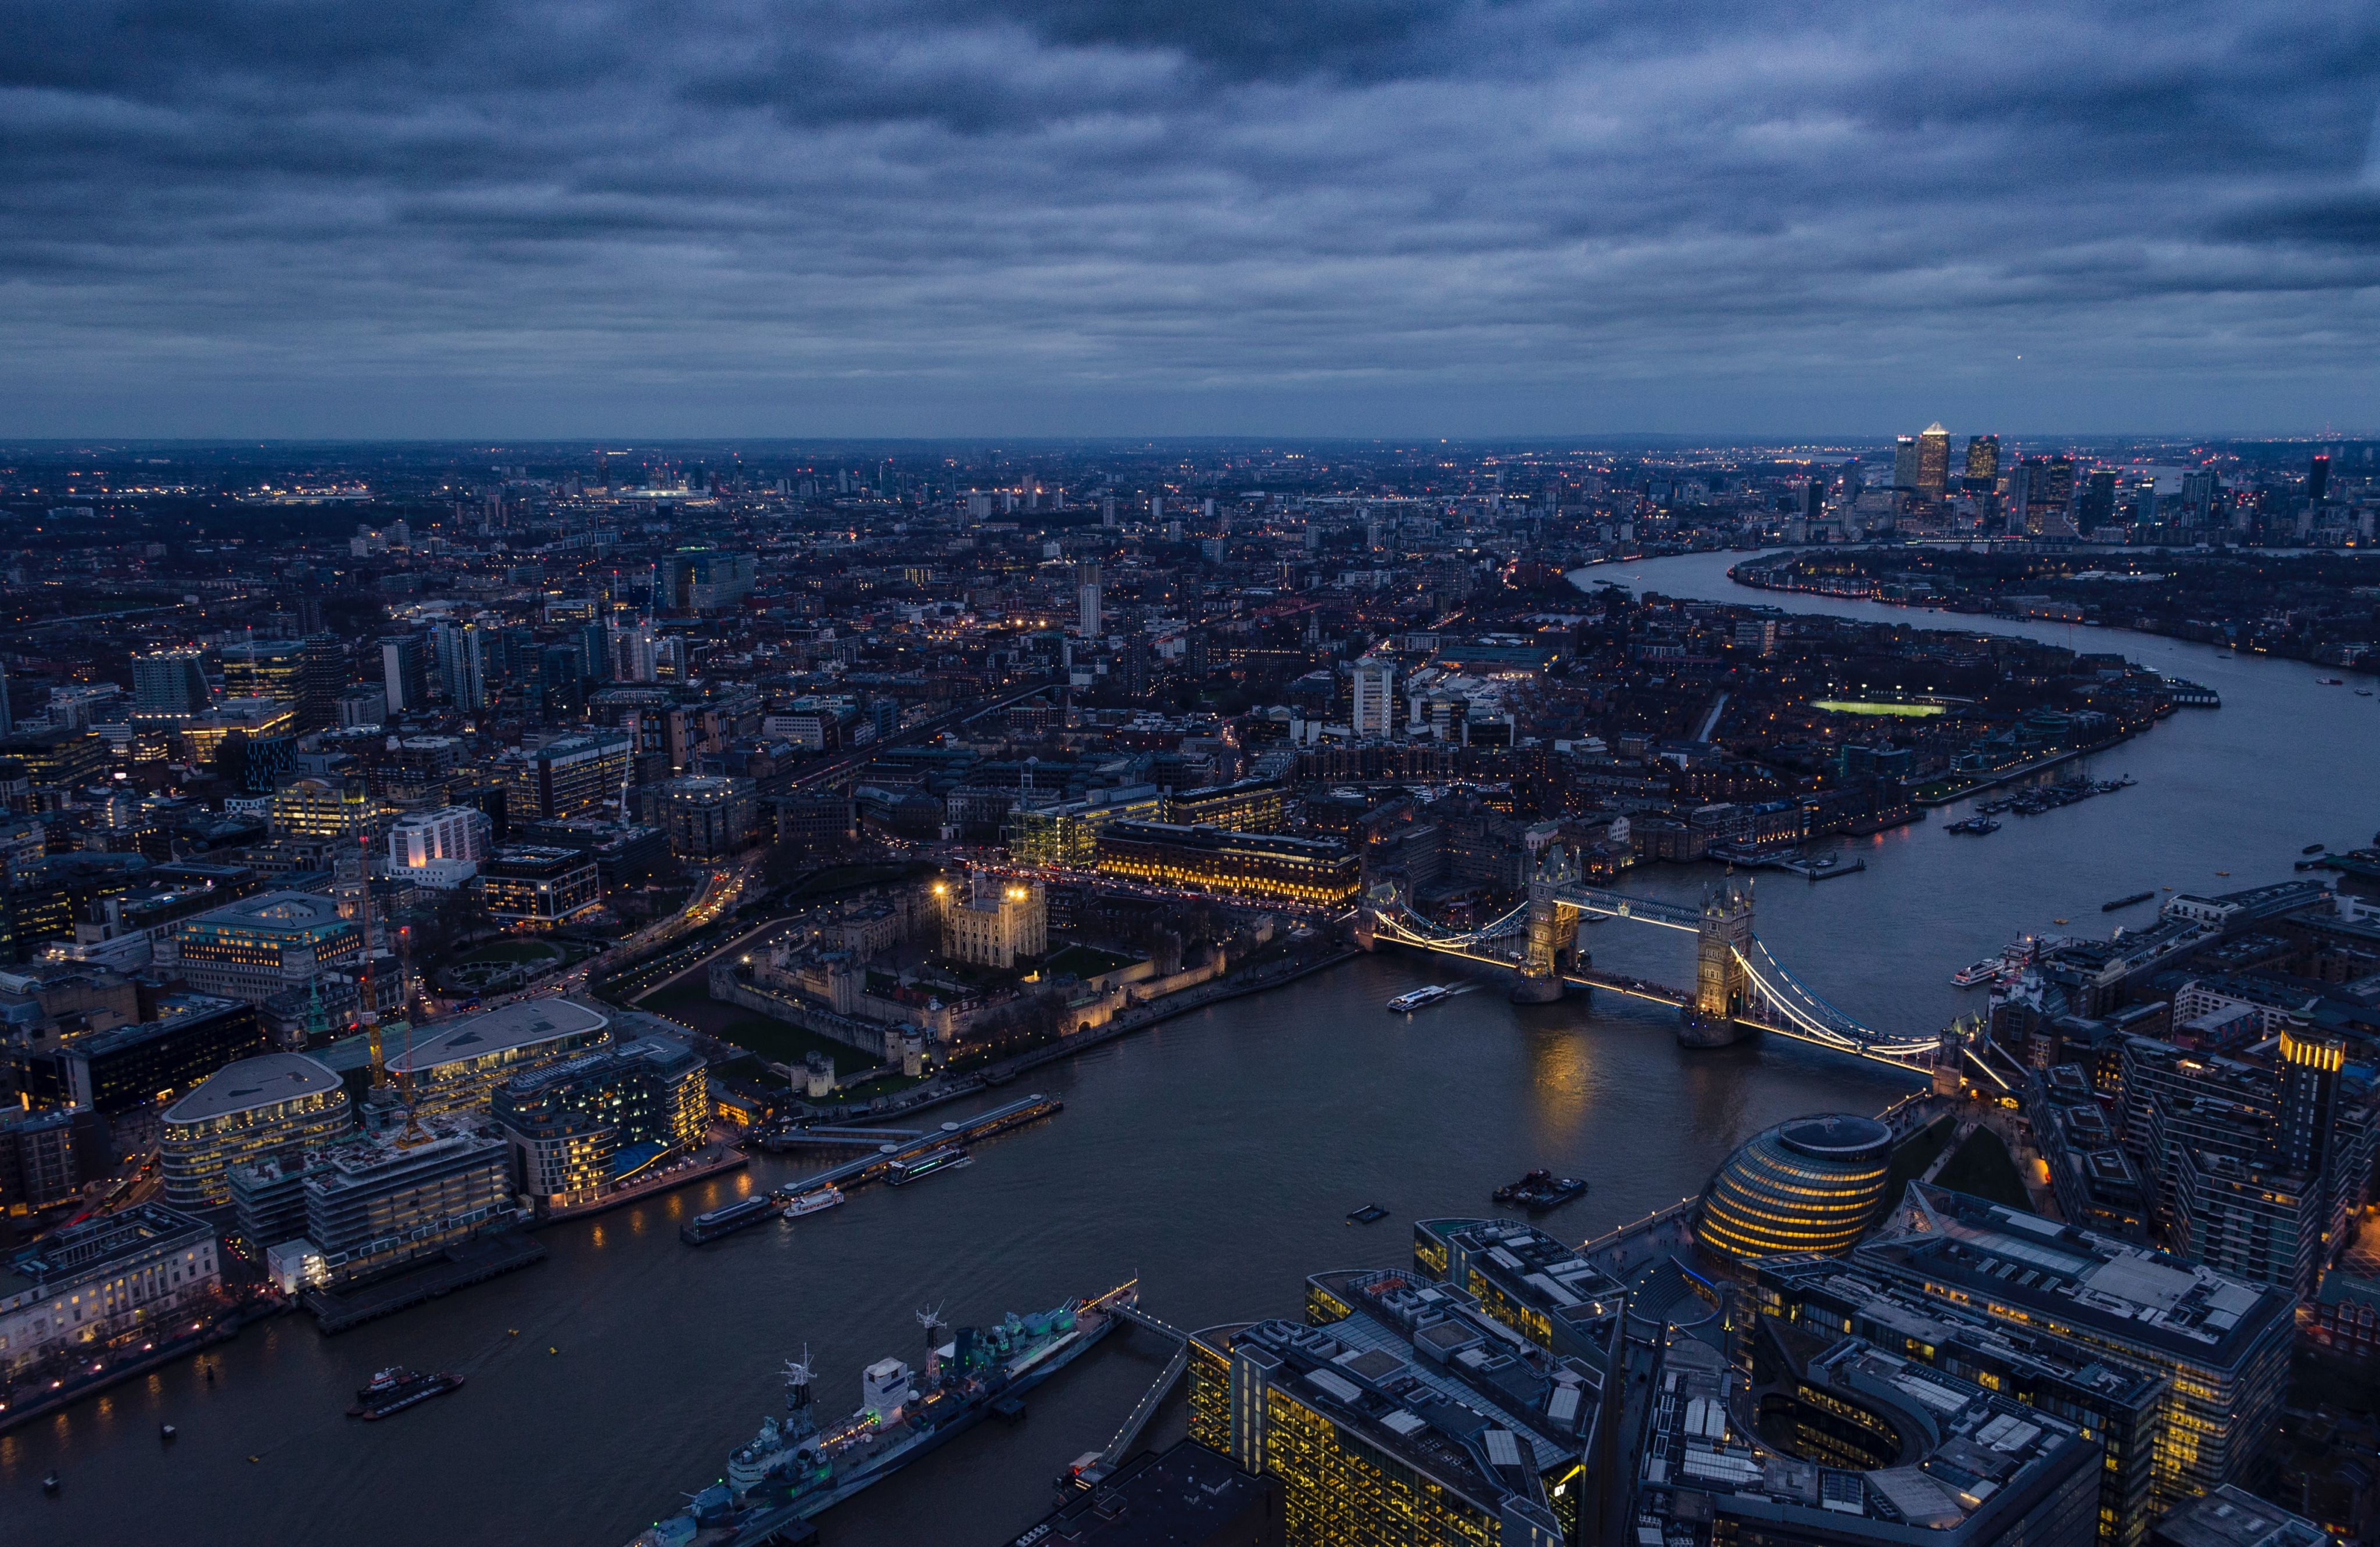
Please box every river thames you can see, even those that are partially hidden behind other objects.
[7,548,2375,1547]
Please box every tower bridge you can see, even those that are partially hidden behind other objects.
[1360,846,1940,1071]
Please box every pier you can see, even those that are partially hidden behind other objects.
[775,1094,1064,1193]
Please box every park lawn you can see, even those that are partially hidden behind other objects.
[641,982,887,1074]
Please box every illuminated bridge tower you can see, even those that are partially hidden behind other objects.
[1510,844,1577,1004]
[1678,880,1755,1047]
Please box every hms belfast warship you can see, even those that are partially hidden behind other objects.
[625,1282,1136,1546]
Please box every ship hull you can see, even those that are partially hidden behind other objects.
[695,1315,1120,1545]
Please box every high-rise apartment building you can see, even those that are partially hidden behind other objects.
[2309,453,2329,503]
[1350,656,1396,737]
[1074,561,1102,638]
[433,619,486,710]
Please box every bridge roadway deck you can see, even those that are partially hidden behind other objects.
[776,1094,1062,1191]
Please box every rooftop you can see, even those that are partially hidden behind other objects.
[387,999,610,1075]
[164,1051,343,1125]
[1855,1185,2292,1368]
[181,889,349,933]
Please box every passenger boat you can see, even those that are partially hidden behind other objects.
[1386,985,1454,1013]
[1950,959,2002,988]
[779,1185,846,1219]
[886,1147,972,1187]
[1491,1169,1589,1212]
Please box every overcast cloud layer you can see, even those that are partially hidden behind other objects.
[2,0,2377,438]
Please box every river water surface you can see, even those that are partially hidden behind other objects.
[6,549,2375,1547]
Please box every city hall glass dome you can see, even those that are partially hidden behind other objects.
[1694,1114,1895,1264]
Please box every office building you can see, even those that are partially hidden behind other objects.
[1693,1114,1893,1265]
[1075,561,1102,638]
[0,1103,96,1211]
[220,637,304,704]
[1892,435,1920,490]
[0,1203,220,1379]
[268,776,381,839]
[160,1051,351,1207]
[1349,655,1396,736]
[171,890,362,1003]
[489,1036,706,1208]
[658,548,755,612]
[1916,421,1951,497]
[1187,1266,1605,1547]
[387,804,493,884]
[498,728,632,821]
[379,634,430,714]
[131,648,212,724]
[1964,433,2001,490]
[295,634,346,731]
[1856,1185,2294,1509]
[382,998,611,1116]
[2307,454,2329,504]
[938,874,1048,969]
[1637,1320,2101,1547]
[1095,821,1360,907]
[477,845,601,927]
[58,995,267,1114]
[657,775,755,860]
[1751,1252,2166,1547]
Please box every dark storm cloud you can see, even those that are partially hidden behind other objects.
[1,0,2377,435]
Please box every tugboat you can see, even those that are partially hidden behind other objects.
[348,1367,465,1420]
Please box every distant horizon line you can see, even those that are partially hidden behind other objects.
[2,430,2374,451]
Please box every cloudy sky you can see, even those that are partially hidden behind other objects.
[4,0,2377,439]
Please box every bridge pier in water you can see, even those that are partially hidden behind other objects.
[1510,848,1575,1003]
[1678,879,1755,1047]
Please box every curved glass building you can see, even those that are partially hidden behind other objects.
[1694,1113,1894,1265]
